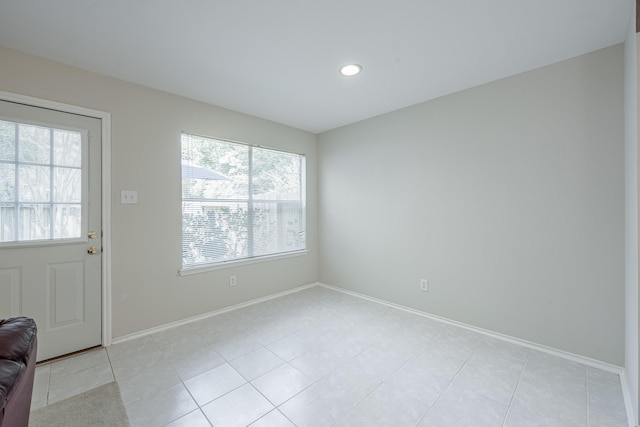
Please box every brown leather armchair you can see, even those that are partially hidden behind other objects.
[0,317,37,427]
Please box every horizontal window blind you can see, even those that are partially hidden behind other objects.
[181,133,306,269]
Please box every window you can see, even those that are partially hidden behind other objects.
[181,133,306,270]
[0,119,83,244]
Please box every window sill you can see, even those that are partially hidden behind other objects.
[179,250,310,276]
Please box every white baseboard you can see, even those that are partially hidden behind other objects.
[619,372,639,427]
[111,282,319,345]
[317,283,623,374]
[318,283,638,426]
[110,281,635,426]
[114,280,622,372]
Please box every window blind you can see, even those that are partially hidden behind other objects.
[181,133,306,269]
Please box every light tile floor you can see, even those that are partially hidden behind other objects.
[32,286,629,426]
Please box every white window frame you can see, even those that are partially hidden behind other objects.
[180,133,308,275]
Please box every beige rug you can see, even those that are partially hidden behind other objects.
[30,382,129,427]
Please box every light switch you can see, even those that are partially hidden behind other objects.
[121,190,138,204]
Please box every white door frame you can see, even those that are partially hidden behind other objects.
[0,90,113,347]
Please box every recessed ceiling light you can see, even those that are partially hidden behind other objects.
[339,64,362,77]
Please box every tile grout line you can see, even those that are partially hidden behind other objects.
[172,341,290,426]
[586,366,590,427]
[329,344,386,427]
[414,334,481,426]
[412,325,451,426]
[332,380,385,427]
[115,330,298,425]
[169,336,239,426]
[226,332,340,425]
[169,360,199,425]
[294,340,381,427]
[44,348,113,406]
[228,344,287,423]
[47,288,628,426]
[500,347,531,427]
[45,363,52,407]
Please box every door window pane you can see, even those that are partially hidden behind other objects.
[19,165,50,202]
[53,167,81,202]
[19,204,50,241]
[54,204,82,239]
[0,206,15,241]
[0,164,15,201]
[0,121,15,161]
[0,119,84,243]
[18,124,50,164]
[53,129,81,167]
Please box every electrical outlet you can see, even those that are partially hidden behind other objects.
[229,275,237,287]
[420,279,428,292]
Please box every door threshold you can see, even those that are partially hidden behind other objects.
[37,345,103,366]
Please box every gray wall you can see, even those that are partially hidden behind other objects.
[0,42,627,367]
[318,45,625,365]
[0,46,318,339]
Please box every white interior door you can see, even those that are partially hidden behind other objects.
[0,99,102,361]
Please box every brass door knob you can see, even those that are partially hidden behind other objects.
[87,246,98,255]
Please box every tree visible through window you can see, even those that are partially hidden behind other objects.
[0,119,83,243]
[181,133,306,269]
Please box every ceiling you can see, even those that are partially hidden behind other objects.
[0,0,633,133]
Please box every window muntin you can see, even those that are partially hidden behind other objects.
[0,119,83,244]
[181,133,306,269]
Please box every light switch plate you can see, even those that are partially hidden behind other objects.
[121,190,138,204]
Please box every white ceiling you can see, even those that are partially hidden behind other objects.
[0,0,633,133]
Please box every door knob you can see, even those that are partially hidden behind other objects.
[87,246,98,255]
